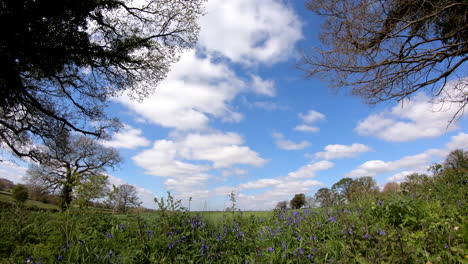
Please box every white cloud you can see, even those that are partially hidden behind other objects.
[294,124,320,133]
[286,160,334,179]
[198,0,302,65]
[273,132,311,150]
[132,131,267,195]
[240,179,282,189]
[101,124,150,149]
[356,79,467,141]
[314,143,372,160]
[299,110,325,124]
[346,132,468,178]
[0,160,28,184]
[250,75,275,97]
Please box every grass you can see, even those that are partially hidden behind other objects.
[0,191,59,210]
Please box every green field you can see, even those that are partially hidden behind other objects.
[0,191,59,210]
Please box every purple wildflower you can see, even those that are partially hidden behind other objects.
[267,247,274,252]
[348,228,354,235]
[105,233,113,239]
[57,255,63,262]
[378,200,383,206]
[108,250,113,258]
[200,240,208,255]
[309,235,316,240]
[444,243,449,249]
[78,240,85,246]
[308,254,314,260]
[118,224,125,231]
[364,233,370,239]
[281,242,287,250]
[379,230,386,236]
[327,217,337,223]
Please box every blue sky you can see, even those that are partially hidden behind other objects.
[1,0,467,210]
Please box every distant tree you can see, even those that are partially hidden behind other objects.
[315,188,335,207]
[27,130,121,210]
[276,200,288,210]
[12,184,29,203]
[107,184,140,213]
[305,196,317,208]
[302,0,468,120]
[443,149,468,171]
[400,173,431,194]
[382,182,400,195]
[331,178,354,203]
[0,0,205,162]
[290,194,306,209]
[349,176,379,199]
[0,178,14,191]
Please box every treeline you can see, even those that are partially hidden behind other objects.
[0,178,143,213]
[278,149,467,209]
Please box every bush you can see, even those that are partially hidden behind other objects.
[12,184,29,203]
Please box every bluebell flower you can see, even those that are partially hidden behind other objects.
[147,230,154,237]
[267,247,274,252]
[108,250,113,258]
[281,242,287,250]
[309,235,316,240]
[118,224,125,231]
[327,217,337,223]
[308,254,314,260]
[200,240,208,255]
[379,230,386,236]
[78,239,85,246]
[364,233,370,239]
[457,200,462,205]
[57,255,64,262]
[378,200,383,206]
[105,233,113,239]
[348,228,354,235]
[444,243,449,249]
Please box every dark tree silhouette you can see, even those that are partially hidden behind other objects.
[0,0,205,161]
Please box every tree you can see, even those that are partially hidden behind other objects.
[331,178,354,203]
[305,195,317,208]
[276,200,288,210]
[12,184,29,203]
[72,174,109,209]
[382,182,400,194]
[315,188,334,207]
[443,149,468,171]
[0,0,205,161]
[349,176,379,199]
[290,193,306,209]
[302,0,468,119]
[27,131,121,210]
[107,184,140,213]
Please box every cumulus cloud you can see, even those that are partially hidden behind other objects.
[273,132,311,150]
[101,124,150,149]
[132,131,267,195]
[250,75,276,97]
[294,124,320,133]
[346,132,468,179]
[299,110,325,124]
[295,110,325,133]
[286,160,334,179]
[115,51,247,130]
[198,0,302,65]
[0,160,28,184]
[314,143,372,160]
[356,79,467,141]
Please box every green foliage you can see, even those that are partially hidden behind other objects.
[72,174,108,209]
[290,193,306,209]
[0,150,467,263]
[12,184,29,203]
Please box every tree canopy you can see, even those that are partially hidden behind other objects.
[302,0,467,119]
[0,0,205,161]
[290,193,306,209]
[27,131,120,210]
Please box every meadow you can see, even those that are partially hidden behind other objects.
[0,181,467,264]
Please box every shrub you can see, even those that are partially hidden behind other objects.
[12,184,29,203]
